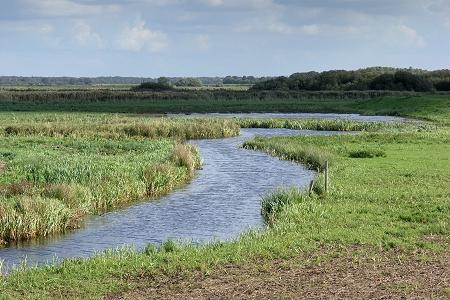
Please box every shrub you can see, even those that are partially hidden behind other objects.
[160,240,177,253]
[349,149,386,158]
[261,189,305,224]
[144,243,157,255]
[170,144,201,176]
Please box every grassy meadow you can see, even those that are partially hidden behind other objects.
[0,93,448,298]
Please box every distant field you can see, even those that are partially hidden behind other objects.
[0,90,450,124]
[0,89,448,124]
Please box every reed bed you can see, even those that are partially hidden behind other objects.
[0,113,235,244]
[237,117,424,132]
[0,113,240,140]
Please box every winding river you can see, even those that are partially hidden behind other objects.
[0,114,408,271]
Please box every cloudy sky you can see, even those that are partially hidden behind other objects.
[1,0,449,76]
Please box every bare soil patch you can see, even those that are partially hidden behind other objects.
[108,246,450,300]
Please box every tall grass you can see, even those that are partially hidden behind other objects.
[238,117,426,132]
[0,114,240,140]
[261,188,307,225]
[0,89,443,115]
[243,137,331,171]
[0,113,222,244]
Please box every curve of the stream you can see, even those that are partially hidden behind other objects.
[0,114,409,271]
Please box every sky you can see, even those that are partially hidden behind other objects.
[0,0,449,77]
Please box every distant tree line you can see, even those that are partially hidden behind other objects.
[0,76,269,86]
[251,67,450,92]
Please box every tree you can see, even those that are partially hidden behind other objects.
[174,77,203,87]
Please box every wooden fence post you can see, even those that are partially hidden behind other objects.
[308,180,314,195]
[324,160,329,193]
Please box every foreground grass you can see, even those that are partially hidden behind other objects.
[0,121,448,298]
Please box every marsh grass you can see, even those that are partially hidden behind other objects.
[0,113,224,244]
[0,136,202,243]
[0,114,240,140]
[243,137,331,171]
[237,117,431,133]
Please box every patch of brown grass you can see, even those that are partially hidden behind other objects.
[108,246,450,300]
[0,160,6,173]
[2,181,33,197]
[171,144,201,176]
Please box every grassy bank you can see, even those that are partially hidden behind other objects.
[0,113,239,244]
[237,117,427,132]
[0,114,448,298]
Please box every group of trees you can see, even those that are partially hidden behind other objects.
[133,77,174,91]
[222,76,272,84]
[134,77,206,90]
[251,67,450,92]
[174,77,203,87]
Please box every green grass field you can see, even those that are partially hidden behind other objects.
[1,90,448,123]
[0,94,448,298]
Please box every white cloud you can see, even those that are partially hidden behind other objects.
[200,0,223,6]
[238,20,321,36]
[300,24,321,35]
[266,22,293,34]
[0,21,54,35]
[194,34,210,50]
[21,0,120,17]
[395,24,426,47]
[116,21,168,52]
[73,22,103,48]
[198,0,275,9]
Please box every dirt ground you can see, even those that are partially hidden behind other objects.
[109,246,450,300]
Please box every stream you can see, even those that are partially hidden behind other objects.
[0,114,408,271]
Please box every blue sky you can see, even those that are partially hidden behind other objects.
[1,0,449,76]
